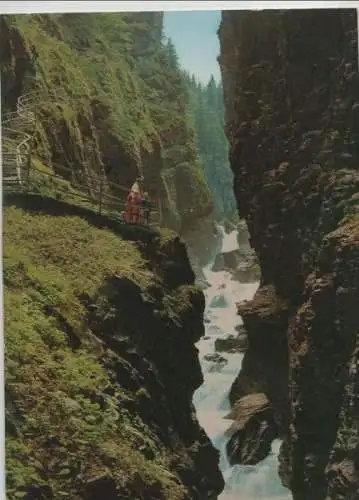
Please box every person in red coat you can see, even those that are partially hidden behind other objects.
[124,182,141,223]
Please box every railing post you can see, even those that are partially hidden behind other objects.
[159,198,163,226]
[26,117,36,193]
[26,152,31,193]
[98,173,104,216]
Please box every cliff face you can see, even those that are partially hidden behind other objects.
[219,8,359,499]
[1,12,212,231]
[4,195,224,499]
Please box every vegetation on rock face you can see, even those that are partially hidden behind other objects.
[1,12,213,230]
[4,206,159,497]
[4,203,224,498]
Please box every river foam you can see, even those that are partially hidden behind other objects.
[193,227,292,500]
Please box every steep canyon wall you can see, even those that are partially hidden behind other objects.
[1,12,212,232]
[219,9,359,500]
[4,195,224,499]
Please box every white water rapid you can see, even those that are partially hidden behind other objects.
[193,227,293,500]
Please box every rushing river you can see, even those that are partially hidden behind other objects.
[193,228,293,500]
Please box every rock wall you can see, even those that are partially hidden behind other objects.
[87,230,224,500]
[219,8,359,500]
[1,12,212,232]
[4,194,224,500]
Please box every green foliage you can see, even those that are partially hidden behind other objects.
[2,12,213,229]
[133,37,212,226]
[4,206,187,498]
[165,38,180,71]
[184,73,237,219]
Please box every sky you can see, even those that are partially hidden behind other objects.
[163,11,222,85]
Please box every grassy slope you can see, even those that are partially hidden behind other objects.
[4,205,189,499]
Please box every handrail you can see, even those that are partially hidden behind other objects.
[29,163,160,211]
[25,163,161,226]
[3,88,162,226]
[2,88,42,186]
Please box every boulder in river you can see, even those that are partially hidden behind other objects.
[204,353,228,364]
[203,353,228,373]
[225,393,278,466]
[211,247,260,283]
[232,261,261,283]
[215,332,248,353]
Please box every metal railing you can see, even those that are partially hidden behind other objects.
[2,90,40,186]
[24,160,162,227]
[2,89,162,227]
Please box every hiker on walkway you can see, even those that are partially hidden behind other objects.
[131,189,141,223]
[124,189,141,223]
[124,191,133,223]
[124,177,143,223]
[131,176,143,196]
[140,192,152,225]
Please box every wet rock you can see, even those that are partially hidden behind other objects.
[232,262,261,283]
[235,324,247,335]
[229,286,290,429]
[215,333,248,353]
[204,353,228,365]
[182,215,223,268]
[211,247,260,282]
[204,352,228,374]
[211,247,254,272]
[225,393,278,466]
[185,434,225,497]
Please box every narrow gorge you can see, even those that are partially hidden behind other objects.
[218,7,359,500]
[2,7,359,500]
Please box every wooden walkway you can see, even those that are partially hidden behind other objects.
[2,89,162,227]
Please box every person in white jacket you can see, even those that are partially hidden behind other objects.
[131,176,143,195]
